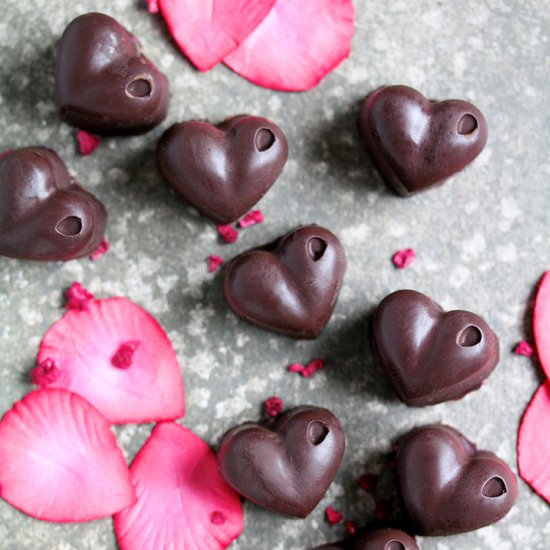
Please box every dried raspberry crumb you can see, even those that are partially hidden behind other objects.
[210,511,226,525]
[514,341,534,357]
[0,149,13,159]
[374,499,392,521]
[89,237,110,261]
[65,282,95,311]
[31,358,60,386]
[239,210,264,228]
[358,472,378,492]
[326,506,343,525]
[208,255,224,273]
[345,520,357,535]
[146,0,159,14]
[111,341,141,369]
[217,224,238,244]
[288,363,305,373]
[265,396,283,418]
[392,248,416,269]
[76,130,101,156]
[302,358,325,378]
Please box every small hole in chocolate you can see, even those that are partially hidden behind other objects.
[386,542,406,550]
[457,114,478,135]
[307,421,329,445]
[255,128,275,151]
[56,216,82,236]
[126,78,152,98]
[307,237,327,261]
[482,476,507,498]
[457,326,482,347]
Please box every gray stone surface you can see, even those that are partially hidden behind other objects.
[1,0,549,548]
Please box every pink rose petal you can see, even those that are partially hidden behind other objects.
[209,255,224,273]
[239,209,264,228]
[514,341,534,357]
[77,130,101,156]
[89,237,110,261]
[224,0,355,91]
[158,0,276,71]
[534,271,550,377]
[517,381,550,504]
[392,248,416,269]
[217,224,238,244]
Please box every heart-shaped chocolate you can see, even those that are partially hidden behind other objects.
[157,115,288,223]
[217,406,345,518]
[358,85,488,196]
[55,13,169,135]
[224,225,346,338]
[396,424,518,535]
[316,527,419,550]
[0,147,107,261]
[371,290,499,406]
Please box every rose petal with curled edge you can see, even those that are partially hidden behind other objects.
[517,381,550,504]
[534,271,550,377]
[158,0,277,71]
[224,0,355,91]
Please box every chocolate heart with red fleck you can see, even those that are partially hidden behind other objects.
[358,85,488,196]
[0,147,107,261]
[55,13,169,135]
[157,115,288,223]
[217,406,345,518]
[396,424,518,535]
[224,225,346,338]
[316,527,419,549]
[371,290,499,406]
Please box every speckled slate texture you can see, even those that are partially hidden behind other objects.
[0,0,549,549]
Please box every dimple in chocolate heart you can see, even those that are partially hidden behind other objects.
[224,225,346,338]
[157,115,288,223]
[55,13,169,135]
[316,527,419,550]
[217,406,345,517]
[358,85,488,196]
[0,147,107,261]
[371,290,499,406]
[396,424,518,535]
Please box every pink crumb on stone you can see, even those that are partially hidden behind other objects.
[345,520,357,535]
[77,130,101,156]
[217,224,238,244]
[65,282,95,311]
[374,499,392,521]
[111,341,141,369]
[31,358,61,386]
[210,510,226,525]
[288,358,325,377]
[0,149,13,159]
[392,248,416,269]
[288,363,305,373]
[89,237,110,261]
[146,0,159,14]
[239,210,264,228]
[208,255,224,273]
[358,472,378,492]
[265,396,283,418]
[325,507,343,525]
[515,341,534,357]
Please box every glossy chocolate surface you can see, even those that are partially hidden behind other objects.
[0,148,107,261]
[55,12,169,135]
[157,115,288,223]
[371,289,499,406]
[224,225,346,338]
[316,527,419,550]
[217,406,345,518]
[396,424,518,535]
[358,85,488,196]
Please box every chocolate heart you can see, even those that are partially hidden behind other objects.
[371,290,499,406]
[358,85,488,196]
[55,13,169,135]
[157,115,288,223]
[217,406,345,518]
[224,225,346,338]
[396,424,518,535]
[316,527,419,550]
[0,148,107,261]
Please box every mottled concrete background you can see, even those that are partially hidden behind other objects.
[1,0,549,548]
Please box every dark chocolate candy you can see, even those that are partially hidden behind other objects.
[0,148,107,261]
[224,225,346,338]
[371,290,499,406]
[396,424,518,535]
[217,406,345,518]
[55,13,169,135]
[358,85,488,196]
[316,527,419,550]
[157,115,288,223]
